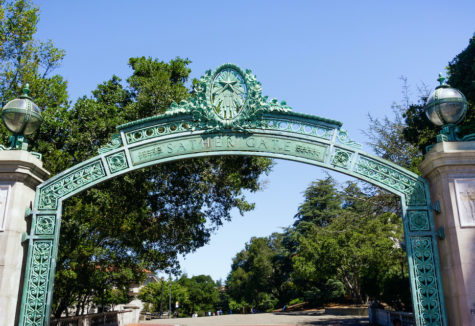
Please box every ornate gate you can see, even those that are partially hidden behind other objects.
[18,64,447,326]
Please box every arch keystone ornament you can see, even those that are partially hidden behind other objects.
[209,64,247,121]
[19,64,447,326]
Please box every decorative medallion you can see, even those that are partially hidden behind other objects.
[210,67,247,121]
[408,210,430,231]
[106,151,128,174]
[331,149,352,169]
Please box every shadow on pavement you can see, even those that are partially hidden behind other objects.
[270,310,369,325]
[272,310,325,316]
[298,317,369,325]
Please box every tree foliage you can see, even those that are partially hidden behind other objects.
[366,35,475,172]
[446,34,475,138]
[0,0,272,317]
[226,178,410,311]
[294,176,342,228]
[139,274,221,316]
[226,233,292,311]
[292,180,408,307]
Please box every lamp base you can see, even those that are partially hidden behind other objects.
[0,137,42,160]
[426,124,460,152]
[8,135,28,150]
[437,124,460,142]
[462,133,475,141]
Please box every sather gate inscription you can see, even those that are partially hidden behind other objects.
[18,64,447,325]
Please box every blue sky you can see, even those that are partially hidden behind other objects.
[35,0,475,281]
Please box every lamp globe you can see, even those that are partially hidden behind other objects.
[1,84,42,150]
[425,74,468,141]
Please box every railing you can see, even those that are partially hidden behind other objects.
[369,308,415,326]
[50,311,129,326]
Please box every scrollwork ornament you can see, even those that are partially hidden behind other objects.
[38,161,106,210]
[22,241,53,326]
[337,129,362,149]
[98,134,122,154]
[354,156,427,206]
[411,237,443,325]
[35,215,55,235]
[406,181,427,206]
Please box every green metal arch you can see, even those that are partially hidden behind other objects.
[18,64,447,326]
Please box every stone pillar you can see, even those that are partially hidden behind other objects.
[419,141,475,326]
[0,151,49,326]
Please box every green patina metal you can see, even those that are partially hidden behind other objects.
[18,64,447,326]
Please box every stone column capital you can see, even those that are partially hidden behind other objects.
[0,151,50,189]
[420,141,475,178]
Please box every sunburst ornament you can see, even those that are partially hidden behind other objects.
[210,67,247,120]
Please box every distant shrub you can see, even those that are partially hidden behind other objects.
[289,298,304,305]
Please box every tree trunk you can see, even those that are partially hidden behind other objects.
[75,301,81,316]
[160,281,164,318]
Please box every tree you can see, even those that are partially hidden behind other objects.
[367,36,475,171]
[226,232,295,311]
[293,176,342,229]
[448,35,475,109]
[226,235,286,311]
[446,34,475,138]
[139,279,172,314]
[402,102,439,158]
[226,177,409,309]
[174,275,220,316]
[289,180,409,307]
[215,279,230,313]
[52,57,273,316]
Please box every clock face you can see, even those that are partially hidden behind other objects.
[210,68,247,120]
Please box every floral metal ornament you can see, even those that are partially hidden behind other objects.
[148,63,294,133]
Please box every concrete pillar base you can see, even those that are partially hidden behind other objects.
[419,141,475,326]
[0,151,49,326]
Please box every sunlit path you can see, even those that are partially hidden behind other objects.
[134,312,369,326]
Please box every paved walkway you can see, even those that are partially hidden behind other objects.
[131,312,369,326]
